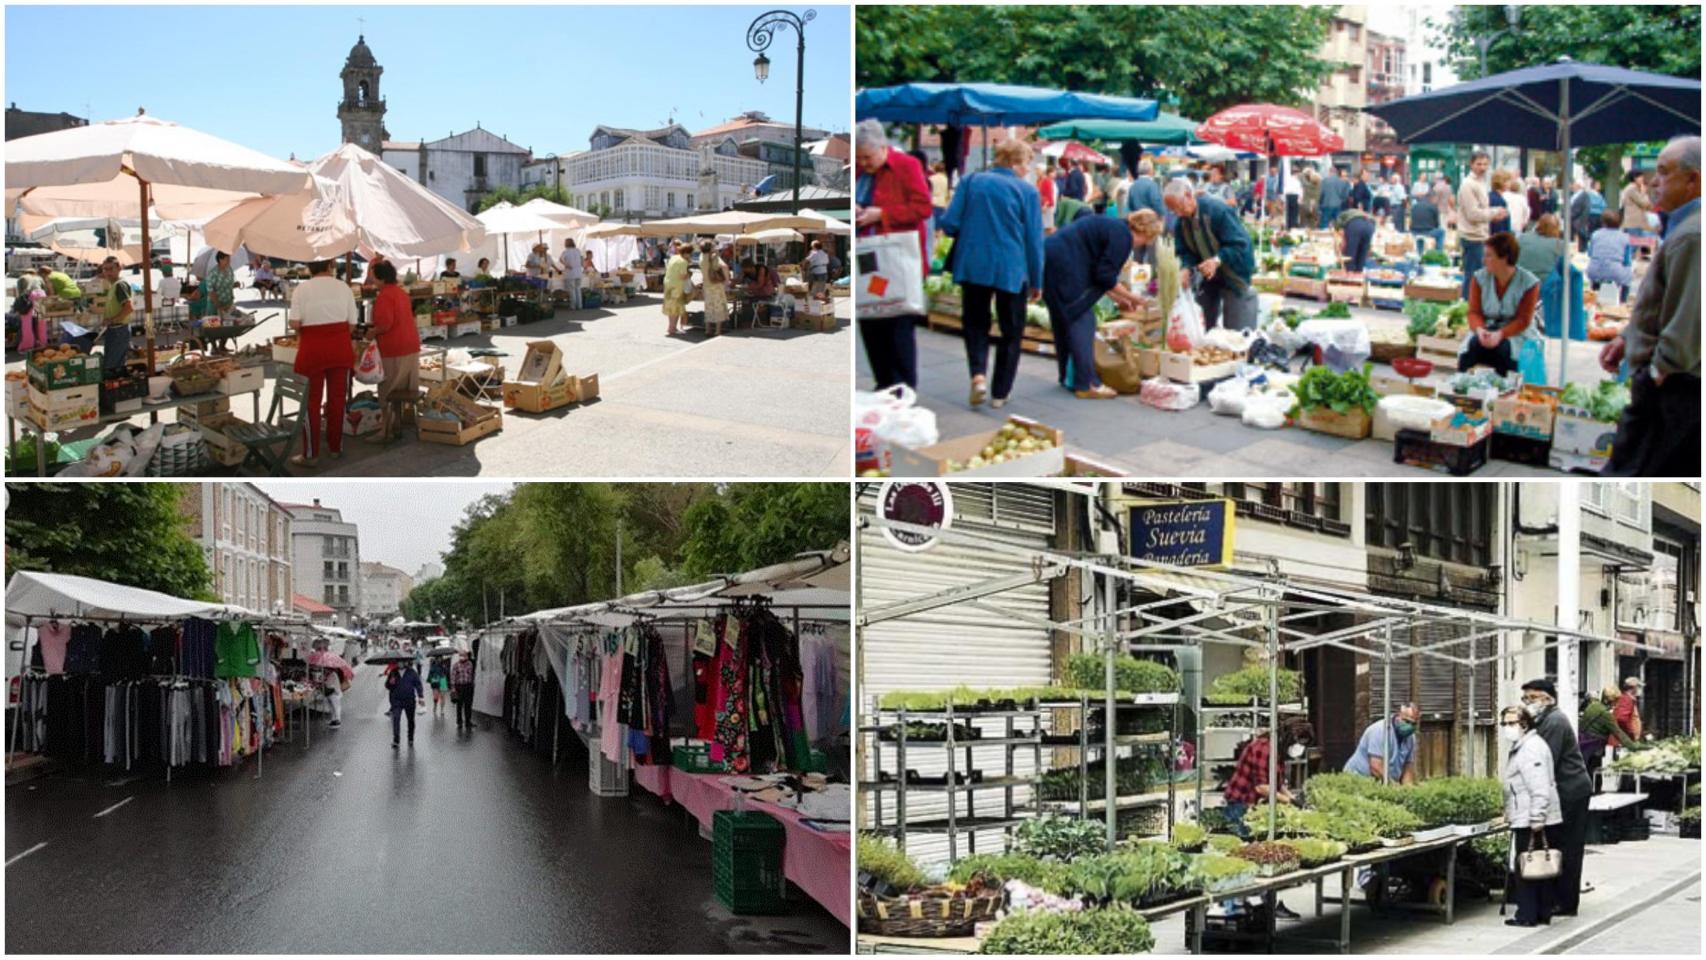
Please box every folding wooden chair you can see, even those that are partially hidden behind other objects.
[228,372,307,476]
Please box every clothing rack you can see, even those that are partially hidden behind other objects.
[9,609,296,781]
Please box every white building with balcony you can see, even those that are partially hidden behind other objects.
[359,562,414,620]
[283,499,362,628]
[560,123,767,219]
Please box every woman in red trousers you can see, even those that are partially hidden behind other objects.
[286,258,359,465]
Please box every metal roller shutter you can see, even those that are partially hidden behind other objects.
[858,484,1060,865]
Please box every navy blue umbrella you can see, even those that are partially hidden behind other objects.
[1365,57,1701,384]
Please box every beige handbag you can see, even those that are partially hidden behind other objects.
[1518,832,1562,881]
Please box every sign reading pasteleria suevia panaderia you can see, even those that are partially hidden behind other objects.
[1127,500,1235,568]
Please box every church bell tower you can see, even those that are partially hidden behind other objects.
[337,35,389,150]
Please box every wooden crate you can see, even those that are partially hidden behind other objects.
[1327,283,1365,304]
[1297,407,1372,439]
[1283,277,1329,301]
[419,410,503,446]
[1159,351,1240,384]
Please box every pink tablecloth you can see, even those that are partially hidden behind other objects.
[630,763,673,801]
[650,769,851,927]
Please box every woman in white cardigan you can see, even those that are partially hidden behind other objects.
[1502,704,1563,927]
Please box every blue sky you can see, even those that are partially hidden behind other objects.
[4,4,851,160]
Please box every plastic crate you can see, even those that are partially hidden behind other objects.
[712,810,786,915]
[1490,432,1551,467]
[589,746,630,797]
[672,742,728,774]
[1394,428,1489,476]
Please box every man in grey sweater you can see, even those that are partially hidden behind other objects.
[1520,678,1592,916]
[1603,135,1700,476]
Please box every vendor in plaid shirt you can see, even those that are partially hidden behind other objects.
[1222,717,1315,839]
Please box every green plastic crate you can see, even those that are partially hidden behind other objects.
[712,810,786,915]
[672,742,728,774]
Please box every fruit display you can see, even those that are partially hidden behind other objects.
[943,421,1058,473]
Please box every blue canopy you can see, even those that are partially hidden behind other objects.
[856,83,1159,127]
[1363,57,1699,150]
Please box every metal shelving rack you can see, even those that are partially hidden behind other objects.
[859,703,1045,862]
[1038,692,1181,840]
[1196,698,1312,816]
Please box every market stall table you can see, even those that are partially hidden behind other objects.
[8,380,264,476]
[637,766,851,926]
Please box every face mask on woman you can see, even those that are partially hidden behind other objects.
[1500,723,1524,744]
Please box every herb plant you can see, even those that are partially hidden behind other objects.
[1014,815,1107,862]
[857,833,926,892]
[978,908,1155,955]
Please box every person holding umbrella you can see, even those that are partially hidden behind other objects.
[309,636,354,728]
[427,654,451,717]
[385,657,425,748]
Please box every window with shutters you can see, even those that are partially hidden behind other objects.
[1221,483,1349,535]
[1365,483,1494,566]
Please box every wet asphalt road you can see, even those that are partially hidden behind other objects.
[5,667,847,954]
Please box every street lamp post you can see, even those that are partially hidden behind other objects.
[748,8,816,214]
[1468,4,1522,78]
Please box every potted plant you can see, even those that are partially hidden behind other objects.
[1680,806,1700,839]
[1170,821,1209,854]
[1230,841,1302,878]
[1189,853,1259,894]
[1014,815,1108,862]
[856,834,1004,938]
[1277,837,1348,867]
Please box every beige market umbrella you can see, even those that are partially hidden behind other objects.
[5,112,311,368]
[202,142,485,263]
[632,209,828,237]
[475,203,578,273]
[795,207,852,236]
[734,227,805,245]
[582,221,645,239]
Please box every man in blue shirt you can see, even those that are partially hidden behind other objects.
[1344,702,1419,783]
[386,662,425,748]
[1126,159,1164,217]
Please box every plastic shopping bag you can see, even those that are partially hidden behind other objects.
[1207,376,1252,416]
[1517,337,1549,387]
[855,233,927,320]
[353,341,384,385]
[1241,393,1292,430]
[1166,292,1206,352]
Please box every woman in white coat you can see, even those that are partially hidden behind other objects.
[1501,704,1563,927]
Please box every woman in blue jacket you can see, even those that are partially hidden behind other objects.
[1043,213,1148,398]
[938,139,1045,408]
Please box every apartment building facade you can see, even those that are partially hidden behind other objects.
[283,500,362,628]
[181,484,294,616]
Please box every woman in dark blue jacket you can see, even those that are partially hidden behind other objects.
[938,139,1045,408]
[1043,213,1146,398]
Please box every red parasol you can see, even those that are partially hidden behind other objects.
[1059,140,1114,165]
[1194,104,1344,157]
[308,649,355,682]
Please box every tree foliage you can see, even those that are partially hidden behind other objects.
[400,483,848,627]
[856,5,1337,121]
[476,182,589,214]
[5,483,216,601]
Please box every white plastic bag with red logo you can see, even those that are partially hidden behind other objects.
[855,233,927,320]
[854,385,938,474]
[353,341,384,385]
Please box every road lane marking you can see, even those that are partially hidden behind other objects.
[92,796,134,818]
[5,842,47,866]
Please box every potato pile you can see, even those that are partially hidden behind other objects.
[946,420,1058,472]
[1191,345,1242,366]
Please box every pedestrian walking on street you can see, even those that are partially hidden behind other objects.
[1500,705,1563,927]
[386,661,425,748]
[451,650,477,731]
[1520,678,1592,915]
[662,242,690,336]
[428,656,451,716]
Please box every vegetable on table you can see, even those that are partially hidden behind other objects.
[1288,364,1381,417]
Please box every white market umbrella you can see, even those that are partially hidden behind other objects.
[583,221,644,239]
[476,204,579,274]
[735,228,804,245]
[5,112,311,366]
[517,196,600,227]
[202,142,486,262]
[190,243,253,278]
[795,207,852,236]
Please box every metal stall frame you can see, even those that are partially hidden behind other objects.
[859,512,1668,847]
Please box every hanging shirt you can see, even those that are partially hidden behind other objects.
[36,621,71,673]
[214,622,262,678]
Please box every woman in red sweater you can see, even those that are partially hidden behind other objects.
[368,260,422,443]
[855,118,933,390]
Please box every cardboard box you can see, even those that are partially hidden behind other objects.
[1283,277,1329,300]
[1062,453,1128,478]
[1491,385,1561,440]
[1549,448,1608,474]
[889,416,1067,478]
[451,320,483,338]
[1404,279,1460,302]
[1370,367,1439,398]
[26,382,100,432]
[271,337,299,366]
[419,324,448,340]
[515,341,565,387]
[419,407,503,446]
[1327,282,1365,304]
[568,374,600,403]
[1551,409,1616,459]
[218,364,265,396]
[501,379,574,413]
[176,396,232,426]
[1160,351,1239,384]
[1430,413,1494,447]
[1137,347,1162,379]
[1297,406,1372,439]
[27,352,102,391]
[791,311,837,333]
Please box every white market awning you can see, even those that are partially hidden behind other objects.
[5,571,249,623]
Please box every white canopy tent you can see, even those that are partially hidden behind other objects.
[5,570,252,624]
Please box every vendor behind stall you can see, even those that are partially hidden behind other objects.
[36,265,82,300]
[439,258,461,280]
[1460,231,1540,376]
[1344,702,1419,783]
[92,256,134,374]
[196,251,236,322]
[368,260,421,445]
[1042,212,1147,400]
[1579,686,1636,783]
[1222,717,1315,837]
